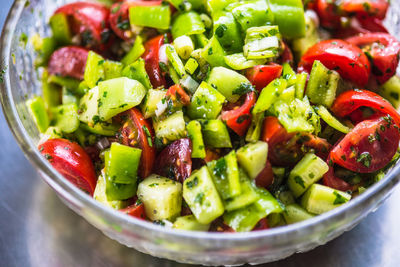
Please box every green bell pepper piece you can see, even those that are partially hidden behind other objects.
[121,58,152,90]
[94,175,130,210]
[52,103,80,133]
[42,69,61,111]
[121,36,145,66]
[224,53,266,70]
[200,119,232,148]
[26,96,49,133]
[171,11,205,39]
[104,60,123,80]
[129,4,170,30]
[185,58,199,75]
[252,78,287,115]
[49,13,72,45]
[213,11,242,53]
[80,122,120,136]
[207,0,238,16]
[200,36,227,68]
[62,87,78,105]
[166,45,186,78]
[31,35,56,67]
[187,120,206,159]
[48,75,81,95]
[84,51,105,89]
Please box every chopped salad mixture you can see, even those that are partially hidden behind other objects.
[27,0,400,232]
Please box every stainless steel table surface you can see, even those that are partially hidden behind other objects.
[1,1,400,267]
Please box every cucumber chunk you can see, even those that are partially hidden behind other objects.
[236,141,268,179]
[142,89,167,119]
[106,143,141,184]
[52,103,79,133]
[26,96,49,133]
[84,51,105,88]
[187,120,206,159]
[380,75,400,109]
[183,166,224,224]
[138,175,182,221]
[201,119,232,148]
[78,86,99,125]
[98,77,146,121]
[287,153,329,198]
[173,215,210,231]
[283,203,315,224]
[153,110,186,143]
[94,175,129,210]
[301,184,351,214]
[200,36,227,68]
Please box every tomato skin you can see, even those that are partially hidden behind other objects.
[252,218,269,231]
[323,156,355,192]
[331,89,400,127]
[339,0,389,20]
[142,35,167,88]
[255,160,274,188]
[356,16,388,33]
[38,138,97,195]
[245,64,283,92]
[165,84,190,106]
[221,92,256,136]
[315,0,341,29]
[347,33,400,84]
[299,39,371,87]
[119,108,156,178]
[48,46,88,80]
[279,42,294,65]
[330,116,400,173]
[204,148,221,163]
[119,203,146,220]
[55,2,111,50]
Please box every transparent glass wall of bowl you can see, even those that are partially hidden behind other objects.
[1,0,400,265]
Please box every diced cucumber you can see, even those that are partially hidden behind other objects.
[288,153,329,198]
[201,119,232,148]
[142,89,167,119]
[236,141,268,179]
[301,184,351,214]
[121,35,145,66]
[105,143,141,184]
[283,204,315,224]
[42,69,61,111]
[187,82,226,120]
[78,86,99,125]
[200,36,227,68]
[306,60,339,107]
[26,96,49,133]
[104,60,123,80]
[207,67,251,103]
[223,169,259,211]
[224,53,266,70]
[98,77,146,121]
[253,187,283,215]
[153,110,186,143]
[207,150,241,200]
[121,58,152,90]
[62,87,78,105]
[52,103,79,133]
[185,58,199,75]
[187,120,206,158]
[48,75,81,94]
[49,13,72,45]
[40,126,63,142]
[280,86,295,102]
[94,175,129,210]
[173,215,210,231]
[137,175,183,221]
[183,166,224,224]
[84,51,105,88]
[80,122,119,136]
[380,75,400,109]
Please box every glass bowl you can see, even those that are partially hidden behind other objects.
[1,0,400,265]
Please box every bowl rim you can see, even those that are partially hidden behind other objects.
[1,0,400,243]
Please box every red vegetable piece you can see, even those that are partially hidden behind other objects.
[166,84,191,106]
[245,64,283,92]
[323,155,355,192]
[142,35,167,88]
[252,218,269,231]
[254,160,274,188]
[339,0,389,20]
[120,203,147,220]
[48,46,88,80]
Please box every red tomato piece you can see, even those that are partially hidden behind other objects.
[245,64,283,92]
[119,203,146,220]
[279,42,294,65]
[255,160,274,188]
[252,218,269,231]
[142,35,167,88]
[356,15,388,33]
[154,138,192,183]
[38,138,97,195]
[347,33,400,84]
[323,155,355,192]
[204,148,221,163]
[315,0,341,29]
[165,84,191,107]
[221,92,256,136]
[299,39,371,87]
[330,116,400,173]
[119,108,156,178]
[48,46,88,80]
[339,0,389,20]
[55,2,111,50]
[330,89,400,127]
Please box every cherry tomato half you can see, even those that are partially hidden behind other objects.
[299,39,371,87]
[221,92,256,136]
[119,108,156,178]
[338,0,389,20]
[38,138,97,195]
[252,218,269,231]
[331,89,400,127]
[347,33,400,84]
[119,203,146,220]
[330,116,400,173]
[323,155,355,192]
[245,64,283,92]
[48,46,88,80]
[254,160,274,188]
[315,0,341,29]
[165,84,191,107]
[142,35,168,88]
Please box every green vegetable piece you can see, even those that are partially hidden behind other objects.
[283,204,315,224]
[104,60,123,80]
[244,26,281,60]
[137,175,182,221]
[224,53,266,70]
[306,60,340,107]
[315,105,351,134]
[252,78,287,115]
[52,103,79,133]
[280,86,295,102]
[84,51,105,89]
[281,62,297,87]
[207,151,241,200]
[62,87,78,105]
[207,67,251,103]
[121,36,145,65]
[171,11,205,39]
[173,35,195,60]
[187,82,225,119]
[80,122,119,136]
[288,153,329,198]
[380,75,400,109]
[142,89,167,119]
[31,35,56,67]
[201,119,232,148]
[301,184,351,214]
[129,4,170,30]
[292,12,319,60]
[184,58,199,75]
[121,58,152,89]
[207,0,237,15]
[213,11,243,53]
[295,72,308,99]
[153,111,186,143]
[98,77,146,121]
[268,0,306,39]
[48,75,81,94]
[183,166,224,224]
[187,120,206,159]
[200,36,227,68]
[26,96,49,133]
[78,86,99,125]
[42,126,63,141]
[49,13,72,45]
[106,143,141,184]
[245,113,264,142]
[173,215,210,231]
[94,175,129,210]
[42,69,61,111]
[194,33,209,48]
[166,45,186,78]
[253,186,283,215]
[236,141,268,179]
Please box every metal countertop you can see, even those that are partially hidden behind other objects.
[1,1,400,266]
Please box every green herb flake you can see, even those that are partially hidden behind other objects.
[186,177,198,189]
[333,191,347,205]
[194,192,205,204]
[294,176,305,189]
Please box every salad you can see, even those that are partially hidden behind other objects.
[26,0,400,232]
